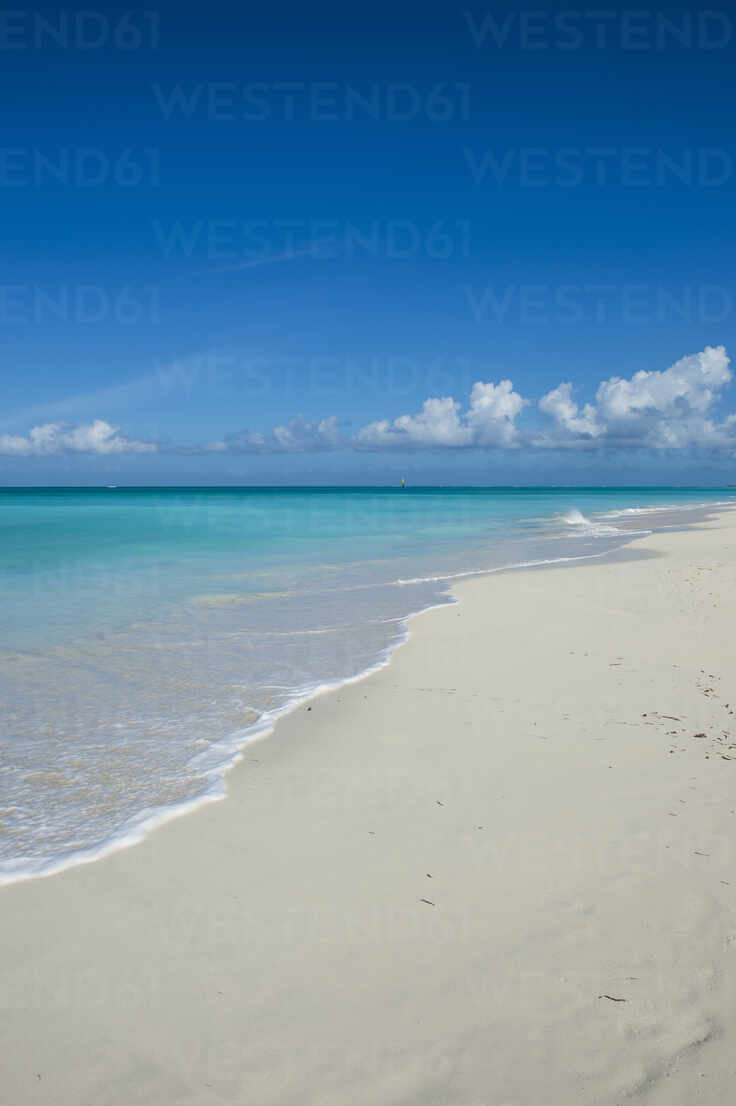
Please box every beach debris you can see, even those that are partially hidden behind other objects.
[598,994,627,1002]
[426,873,432,878]
[307,706,312,711]
[419,898,435,906]
[694,733,707,738]
[436,800,444,806]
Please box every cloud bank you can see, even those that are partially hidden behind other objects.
[203,415,342,454]
[349,344,735,455]
[3,347,734,463]
[0,420,156,456]
[536,345,734,450]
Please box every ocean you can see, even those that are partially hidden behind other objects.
[1,485,733,882]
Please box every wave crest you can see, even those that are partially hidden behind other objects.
[563,507,623,536]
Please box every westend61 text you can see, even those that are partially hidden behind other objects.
[0,10,160,50]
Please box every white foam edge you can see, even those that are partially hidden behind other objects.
[0,600,450,888]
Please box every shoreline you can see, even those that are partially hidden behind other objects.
[3,503,714,889]
[3,508,736,1104]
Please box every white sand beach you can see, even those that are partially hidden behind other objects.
[2,509,736,1106]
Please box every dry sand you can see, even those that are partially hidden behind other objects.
[2,510,736,1105]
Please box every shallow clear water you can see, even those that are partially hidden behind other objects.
[1,485,734,881]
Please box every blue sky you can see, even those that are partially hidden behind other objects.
[2,1,736,484]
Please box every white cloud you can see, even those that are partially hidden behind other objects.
[538,382,600,438]
[204,414,343,454]
[355,397,471,449]
[538,345,734,450]
[466,380,527,445]
[0,419,156,456]
[354,379,527,449]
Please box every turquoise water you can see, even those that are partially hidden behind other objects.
[1,486,734,881]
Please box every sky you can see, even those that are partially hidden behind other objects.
[2,0,736,485]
